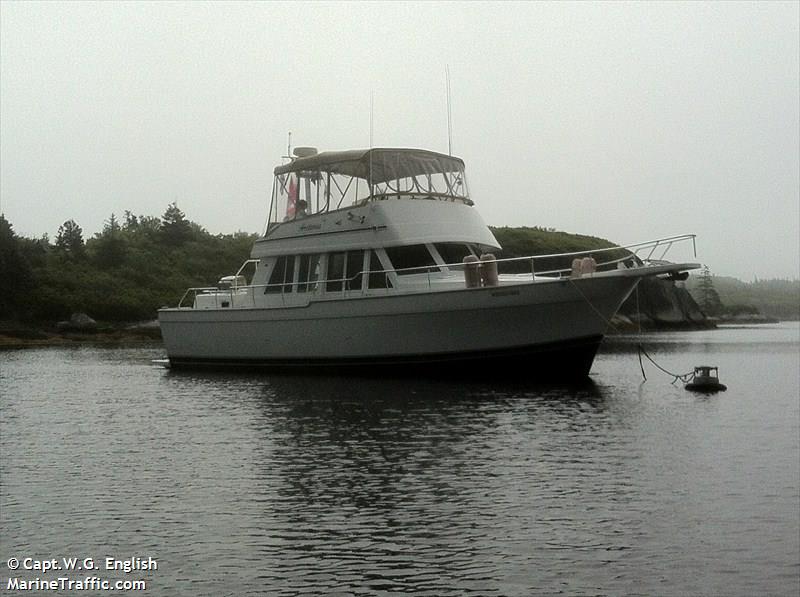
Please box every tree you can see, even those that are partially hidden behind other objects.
[137,215,162,238]
[161,202,192,246]
[696,266,723,316]
[0,214,33,317]
[93,213,126,268]
[55,219,85,257]
[104,213,121,234]
[123,210,138,230]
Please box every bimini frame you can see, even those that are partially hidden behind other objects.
[267,148,471,229]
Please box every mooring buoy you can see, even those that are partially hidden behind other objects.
[684,366,727,392]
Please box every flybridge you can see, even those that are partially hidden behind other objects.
[268,148,472,228]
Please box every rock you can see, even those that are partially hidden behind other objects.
[69,312,97,330]
[619,277,713,330]
[56,312,98,332]
[717,313,780,324]
[125,319,160,330]
[123,320,162,338]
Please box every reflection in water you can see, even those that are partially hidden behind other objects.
[151,372,627,594]
[210,375,640,595]
[2,326,798,596]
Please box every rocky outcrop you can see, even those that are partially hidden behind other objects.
[56,312,98,332]
[615,277,713,331]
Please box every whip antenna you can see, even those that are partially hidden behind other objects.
[369,91,374,197]
[446,65,453,155]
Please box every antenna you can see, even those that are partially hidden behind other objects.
[446,65,453,156]
[369,91,374,197]
[287,131,292,159]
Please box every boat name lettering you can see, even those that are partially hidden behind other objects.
[490,289,520,297]
[299,224,323,231]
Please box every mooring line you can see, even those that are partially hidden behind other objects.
[567,278,622,333]
[568,277,694,384]
[637,344,695,384]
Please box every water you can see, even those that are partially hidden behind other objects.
[1,324,798,596]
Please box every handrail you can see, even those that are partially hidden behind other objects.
[174,234,696,308]
[269,191,473,226]
[389,233,696,277]
[235,259,260,282]
[366,191,473,205]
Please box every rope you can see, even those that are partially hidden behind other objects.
[635,284,642,335]
[637,344,696,384]
[630,277,694,383]
[637,345,647,381]
[568,277,694,384]
[567,278,623,333]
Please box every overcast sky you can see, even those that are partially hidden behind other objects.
[1,1,798,280]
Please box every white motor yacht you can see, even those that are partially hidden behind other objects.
[158,147,699,377]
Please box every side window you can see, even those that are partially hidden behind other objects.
[297,254,320,293]
[326,252,345,292]
[346,250,364,291]
[434,243,475,270]
[284,256,295,293]
[368,250,392,289]
[265,256,286,293]
[384,244,438,275]
[265,255,295,294]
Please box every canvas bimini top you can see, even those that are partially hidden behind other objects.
[268,148,472,227]
[274,148,465,183]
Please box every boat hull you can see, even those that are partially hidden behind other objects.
[165,333,604,378]
[159,274,640,378]
[684,381,727,392]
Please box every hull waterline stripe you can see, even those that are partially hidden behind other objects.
[166,334,604,377]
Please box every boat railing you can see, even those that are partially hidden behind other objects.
[178,286,237,309]
[175,234,696,308]
[178,274,390,308]
[430,233,697,278]
[366,192,474,206]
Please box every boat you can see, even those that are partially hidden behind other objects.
[157,146,699,377]
[685,366,727,392]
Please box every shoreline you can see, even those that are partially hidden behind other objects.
[0,321,162,349]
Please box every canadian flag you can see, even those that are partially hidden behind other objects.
[285,175,298,218]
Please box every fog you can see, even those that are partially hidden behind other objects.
[1,1,798,279]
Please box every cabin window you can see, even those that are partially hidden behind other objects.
[297,254,320,293]
[326,252,346,292]
[434,243,476,270]
[265,255,294,294]
[368,250,392,289]
[384,244,438,275]
[346,250,365,291]
[326,251,365,292]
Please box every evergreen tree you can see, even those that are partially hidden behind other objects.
[104,213,121,234]
[696,265,723,316]
[55,219,85,257]
[123,210,138,230]
[93,213,126,268]
[137,215,162,238]
[0,214,33,317]
[161,202,192,246]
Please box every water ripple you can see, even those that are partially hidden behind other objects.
[1,328,799,596]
